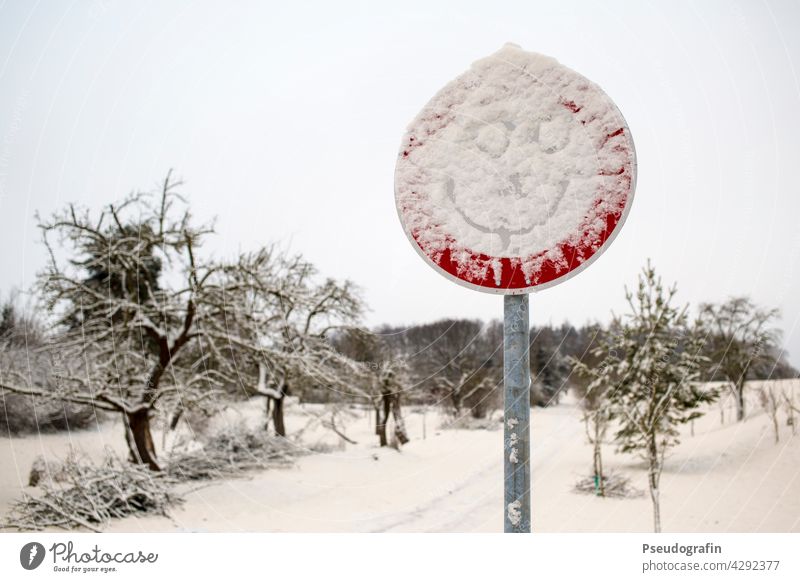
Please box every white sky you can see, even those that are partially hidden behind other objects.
[1,0,800,364]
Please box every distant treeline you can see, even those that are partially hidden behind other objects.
[325,317,798,419]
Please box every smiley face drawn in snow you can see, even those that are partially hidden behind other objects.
[395,44,636,293]
[440,106,597,254]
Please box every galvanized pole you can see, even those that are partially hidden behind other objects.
[504,293,531,533]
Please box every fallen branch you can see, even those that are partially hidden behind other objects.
[321,409,358,445]
[167,423,299,481]
[3,424,305,532]
[2,449,180,532]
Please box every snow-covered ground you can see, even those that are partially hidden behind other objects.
[2,380,799,532]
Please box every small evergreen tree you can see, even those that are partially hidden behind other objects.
[599,262,715,532]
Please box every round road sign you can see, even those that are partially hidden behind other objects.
[395,43,637,294]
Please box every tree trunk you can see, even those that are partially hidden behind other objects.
[168,407,184,431]
[264,380,288,437]
[451,391,462,416]
[471,403,486,419]
[271,395,286,437]
[390,393,409,445]
[735,381,745,421]
[767,390,780,443]
[125,409,161,471]
[649,476,661,534]
[772,413,780,444]
[376,397,390,447]
[593,437,605,497]
[589,410,606,496]
[647,435,661,533]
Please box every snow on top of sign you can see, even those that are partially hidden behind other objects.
[395,43,635,291]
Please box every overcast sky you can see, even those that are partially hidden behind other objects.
[1,0,800,364]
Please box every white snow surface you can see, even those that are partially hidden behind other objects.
[395,43,635,287]
[2,381,799,533]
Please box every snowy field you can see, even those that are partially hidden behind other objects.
[1,380,799,533]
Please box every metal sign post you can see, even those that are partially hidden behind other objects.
[503,294,531,533]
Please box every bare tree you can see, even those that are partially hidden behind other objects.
[570,326,614,496]
[0,174,276,469]
[530,326,571,406]
[402,319,501,418]
[373,359,411,447]
[212,248,365,437]
[784,384,799,436]
[759,385,781,444]
[331,329,412,447]
[416,320,482,415]
[698,298,780,422]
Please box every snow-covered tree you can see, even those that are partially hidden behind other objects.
[189,244,365,438]
[373,358,411,447]
[0,174,336,469]
[783,386,798,436]
[698,297,781,422]
[759,385,781,444]
[598,262,714,532]
[330,328,413,447]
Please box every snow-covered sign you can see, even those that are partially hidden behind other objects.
[395,44,636,294]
